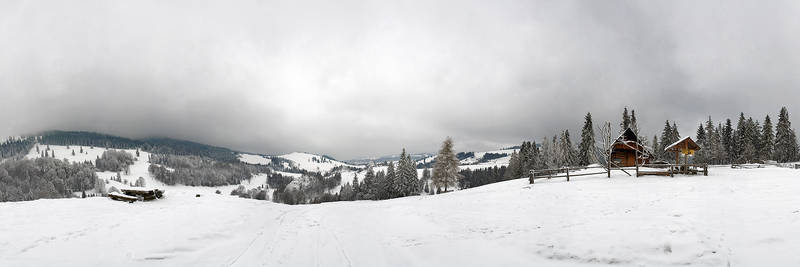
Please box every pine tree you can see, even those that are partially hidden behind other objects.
[361,165,376,200]
[659,120,673,161]
[733,113,747,163]
[671,122,680,142]
[406,154,419,195]
[351,174,360,199]
[630,109,639,136]
[761,115,775,161]
[620,107,631,133]
[774,107,799,162]
[578,112,596,166]
[432,137,459,193]
[695,124,707,163]
[560,130,576,166]
[505,151,521,179]
[385,163,397,198]
[722,119,734,164]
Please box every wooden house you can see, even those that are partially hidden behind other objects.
[610,128,653,167]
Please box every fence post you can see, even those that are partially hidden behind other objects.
[636,164,639,177]
[670,165,674,177]
[566,167,570,182]
[529,171,534,184]
[704,164,708,176]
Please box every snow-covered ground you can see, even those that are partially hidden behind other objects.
[2,166,800,266]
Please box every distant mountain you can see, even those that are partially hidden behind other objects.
[34,130,240,162]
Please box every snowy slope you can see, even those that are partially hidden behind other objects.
[238,153,272,165]
[3,166,800,266]
[277,152,360,173]
[25,145,270,196]
[417,148,514,170]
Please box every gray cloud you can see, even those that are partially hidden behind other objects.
[1,0,799,159]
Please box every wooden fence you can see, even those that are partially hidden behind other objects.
[529,163,709,184]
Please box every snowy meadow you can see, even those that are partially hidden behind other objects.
[2,166,799,266]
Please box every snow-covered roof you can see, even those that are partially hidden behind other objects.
[664,136,700,151]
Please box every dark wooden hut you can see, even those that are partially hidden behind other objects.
[610,128,653,167]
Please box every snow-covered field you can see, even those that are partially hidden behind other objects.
[2,166,800,266]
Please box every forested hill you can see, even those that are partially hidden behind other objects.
[31,131,239,162]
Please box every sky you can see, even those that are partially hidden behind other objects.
[1,0,799,159]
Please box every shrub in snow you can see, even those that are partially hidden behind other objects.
[135,177,146,187]
[230,185,246,196]
[215,190,221,194]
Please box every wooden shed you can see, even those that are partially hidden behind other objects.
[664,136,701,165]
[610,128,653,167]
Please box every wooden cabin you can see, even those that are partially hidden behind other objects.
[664,136,701,165]
[610,128,653,167]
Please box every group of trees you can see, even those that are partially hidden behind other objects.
[0,157,97,202]
[337,148,423,202]
[457,166,508,189]
[94,150,135,172]
[692,107,799,164]
[148,154,263,186]
[271,172,342,204]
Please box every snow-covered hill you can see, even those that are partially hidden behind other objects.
[237,153,272,165]
[3,166,800,266]
[25,145,270,196]
[276,152,360,173]
[417,148,515,170]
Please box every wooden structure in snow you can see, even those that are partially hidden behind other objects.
[664,136,700,165]
[109,188,165,202]
[108,192,138,203]
[610,128,653,167]
[637,136,707,176]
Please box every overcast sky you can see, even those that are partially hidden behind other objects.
[1,0,799,159]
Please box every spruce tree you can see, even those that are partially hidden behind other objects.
[761,115,775,161]
[733,113,747,163]
[578,112,596,166]
[620,107,631,133]
[659,120,673,161]
[695,124,707,163]
[774,107,799,162]
[385,162,397,198]
[362,165,376,200]
[722,119,734,163]
[630,110,639,136]
[562,130,576,166]
[505,151,521,179]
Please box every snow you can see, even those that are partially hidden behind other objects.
[3,166,800,266]
[238,153,272,165]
